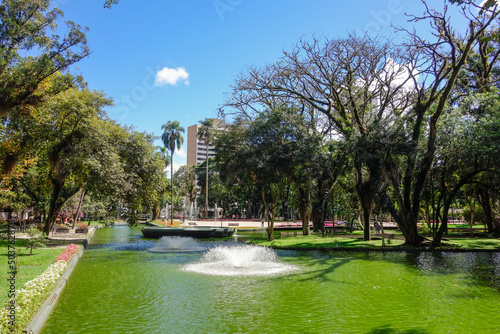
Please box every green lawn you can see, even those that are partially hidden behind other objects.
[252,234,406,249]
[442,237,500,250]
[249,232,500,251]
[0,239,65,305]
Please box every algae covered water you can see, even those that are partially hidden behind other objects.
[42,226,500,333]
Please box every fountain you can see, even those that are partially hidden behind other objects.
[148,236,206,253]
[189,202,194,220]
[182,244,299,276]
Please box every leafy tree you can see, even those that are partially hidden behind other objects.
[175,165,197,205]
[25,226,47,255]
[427,90,500,244]
[216,107,317,240]
[0,0,91,177]
[222,1,500,246]
[118,131,167,226]
[35,89,112,233]
[161,120,185,224]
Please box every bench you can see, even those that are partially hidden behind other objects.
[75,228,88,234]
[228,223,239,227]
[188,222,197,226]
[325,227,346,234]
[55,228,69,233]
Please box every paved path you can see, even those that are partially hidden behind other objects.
[180,219,266,228]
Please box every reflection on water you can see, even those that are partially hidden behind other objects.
[42,226,500,334]
[148,236,207,253]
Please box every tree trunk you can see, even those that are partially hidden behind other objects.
[356,178,373,241]
[434,202,451,246]
[72,189,86,228]
[297,186,311,235]
[205,144,209,219]
[171,149,174,226]
[266,183,280,241]
[44,184,64,235]
[267,200,277,241]
[478,189,493,234]
[152,203,160,220]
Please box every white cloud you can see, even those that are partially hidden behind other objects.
[176,147,187,159]
[479,0,500,13]
[480,0,500,6]
[155,67,190,86]
[166,162,185,177]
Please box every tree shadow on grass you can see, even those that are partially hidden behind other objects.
[367,325,429,334]
[263,254,354,284]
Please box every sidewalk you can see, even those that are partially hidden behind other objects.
[180,219,265,228]
[179,220,400,229]
[15,226,100,246]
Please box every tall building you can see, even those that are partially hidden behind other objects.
[187,119,225,166]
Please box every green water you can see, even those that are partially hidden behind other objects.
[42,226,500,334]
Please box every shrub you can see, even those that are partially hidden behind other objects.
[25,226,47,255]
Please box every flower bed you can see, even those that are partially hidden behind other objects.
[55,243,79,263]
[0,244,80,333]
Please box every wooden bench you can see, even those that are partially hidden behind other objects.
[228,223,239,227]
[188,222,197,226]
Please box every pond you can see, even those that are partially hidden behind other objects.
[42,226,500,334]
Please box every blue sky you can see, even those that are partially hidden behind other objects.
[54,0,437,172]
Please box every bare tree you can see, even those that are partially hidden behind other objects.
[222,1,500,246]
[223,34,416,241]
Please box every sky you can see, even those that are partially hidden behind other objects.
[51,0,460,173]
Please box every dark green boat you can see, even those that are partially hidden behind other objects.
[141,226,236,239]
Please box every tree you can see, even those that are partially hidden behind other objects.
[223,34,414,241]
[216,107,318,240]
[221,1,500,246]
[161,120,185,225]
[36,89,112,234]
[377,0,500,246]
[197,118,216,219]
[25,225,47,255]
[118,130,167,226]
[0,0,91,177]
[429,89,500,243]
[174,164,197,208]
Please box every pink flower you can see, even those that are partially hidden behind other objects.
[55,244,79,263]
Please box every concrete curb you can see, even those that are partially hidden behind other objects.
[22,227,100,334]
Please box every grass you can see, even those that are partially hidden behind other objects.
[441,237,500,250]
[149,219,182,227]
[0,239,66,305]
[252,234,406,249]
[245,230,500,251]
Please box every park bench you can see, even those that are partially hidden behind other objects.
[228,223,239,227]
[325,226,346,234]
[75,228,88,234]
[55,228,69,233]
[188,222,197,226]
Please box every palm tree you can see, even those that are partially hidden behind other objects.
[157,146,171,171]
[156,146,171,220]
[161,120,185,225]
[197,118,216,219]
